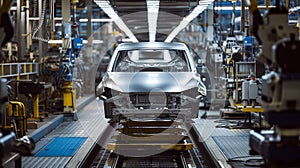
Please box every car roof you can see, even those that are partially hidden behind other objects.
[107,42,197,72]
[115,42,189,51]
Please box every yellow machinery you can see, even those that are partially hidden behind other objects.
[0,79,35,167]
[7,101,27,138]
[1,83,29,139]
[17,80,51,125]
[62,81,76,113]
[59,0,81,120]
[0,3,35,165]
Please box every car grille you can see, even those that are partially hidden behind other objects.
[130,93,181,108]
[137,94,149,104]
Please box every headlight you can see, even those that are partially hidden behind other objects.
[96,81,104,96]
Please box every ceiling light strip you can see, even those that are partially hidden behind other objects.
[214,5,277,10]
[147,0,160,42]
[48,39,103,44]
[94,0,138,42]
[165,0,214,42]
[79,18,113,22]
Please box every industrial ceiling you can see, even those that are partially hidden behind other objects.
[92,0,214,42]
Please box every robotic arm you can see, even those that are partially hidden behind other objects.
[249,0,300,166]
[247,0,264,45]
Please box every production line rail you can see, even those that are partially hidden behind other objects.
[80,118,219,168]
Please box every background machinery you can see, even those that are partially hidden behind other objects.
[1,1,35,167]
[58,0,83,120]
[249,0,300,167]
[0,0,300,167]
[0,78,35,168]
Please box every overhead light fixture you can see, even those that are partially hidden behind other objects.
[83,40,104,44]
[122,38,135,42]
[214,5,276,10]
[289,6,300,12]
[289,20,298,24]
[165,0,214,42]
[214,6,241,10]
[94,0,138,42]
[147,0,160,42]
[48,40,63,44]
[29,17,63,21]
[48,39,104,44]
[79,18,113,22]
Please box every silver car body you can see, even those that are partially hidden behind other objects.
[96,42,206,120]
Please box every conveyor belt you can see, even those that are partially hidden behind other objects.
[107,120,194,153]
[23,97,248,168]
[107,151,195,168]
[22,101,253,168]
[84,118,220,168]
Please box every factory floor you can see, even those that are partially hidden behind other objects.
[19,96,261,168]
[22,95,109,168]
[195,110,263,168]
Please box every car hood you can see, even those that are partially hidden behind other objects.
[103,72,201,93]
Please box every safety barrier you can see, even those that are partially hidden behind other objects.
[0,63,39,80]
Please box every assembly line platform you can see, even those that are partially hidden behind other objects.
[194,111,263,168]
[18,96,262,168]
[21,95,110,168]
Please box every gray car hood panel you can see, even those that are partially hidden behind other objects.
[105,72,200,93]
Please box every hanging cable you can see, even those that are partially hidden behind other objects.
[32,0,49,42]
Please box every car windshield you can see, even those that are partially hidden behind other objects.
[113,49,190,72]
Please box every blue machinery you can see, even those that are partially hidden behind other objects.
[59,0,82,120]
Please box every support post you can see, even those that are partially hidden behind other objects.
[33,94,39,119]
[206,3,214,42]
[241,0,245,33]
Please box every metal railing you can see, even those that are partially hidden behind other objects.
[0,63,39,79]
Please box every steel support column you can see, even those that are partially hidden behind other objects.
[206,3,214,42]
[86,0,93,59]
[241,0,245,33]
[26,0,31,50]
[16,0,26,60]
[38,0,43,61]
